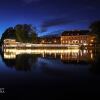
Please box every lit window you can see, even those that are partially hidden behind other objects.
[83,43,87,46]
[68,41,70,44]
[91,40,93,42]
[81,40,83,43]
[54,40,56,43]
[42,40,45,43]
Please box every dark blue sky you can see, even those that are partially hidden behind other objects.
[0,0,100,36]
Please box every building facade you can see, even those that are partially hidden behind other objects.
[3,39,16,46]
[61,30,96,46]
[39,36,61,44]
[3,30,96,48]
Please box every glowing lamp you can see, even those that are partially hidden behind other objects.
[91,40,93,42]
[83,43,87,46]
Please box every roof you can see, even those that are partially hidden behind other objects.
[61,30,90,36]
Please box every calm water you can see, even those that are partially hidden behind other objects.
[0,48,100,96]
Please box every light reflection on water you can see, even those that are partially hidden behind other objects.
[3,49,94,62]
[0,48,96,73]
[1,48,100,94]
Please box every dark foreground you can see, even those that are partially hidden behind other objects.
[1,77,100,98]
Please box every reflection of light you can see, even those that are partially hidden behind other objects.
[4,49,79,59]
[90,50,94,60]
[54,53,56,58]
[4,53,16,59]
[3,49,79,59]
[60,52,79,60]
[80,50,83,56]
[3,49,94,62]
[83,50,87,54]
[91,53,93,60]
[4,49,80,54]
[42,53,45,57]
[61,54,62,59]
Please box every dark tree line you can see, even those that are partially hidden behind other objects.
[0,24,38,46]
[89,21,100,44]
[0,21,100,46]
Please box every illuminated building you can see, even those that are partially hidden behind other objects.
[3,30,96,48]
[61,30,96,46]
[39,36,61,44]
[3,39,17,48]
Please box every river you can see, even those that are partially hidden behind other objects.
[0,48,100,96]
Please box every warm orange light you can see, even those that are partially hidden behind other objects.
[91,40,93,42]
[54,40,56,43]
[90,44,92,46]
[41,40,45,43]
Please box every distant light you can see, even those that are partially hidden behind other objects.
[54,40,56,43]
[83,43,87,46]
[83,50,87,54]
[91,40,93,42]
[90,44,92,46]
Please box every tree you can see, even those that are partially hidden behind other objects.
[0,27,16,46]
[89,21,100,43]
[14,24,37,43]
[0,24,38,46]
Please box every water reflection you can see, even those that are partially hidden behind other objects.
[1,50,38,71]
[3,49,95,61]
[89,49,100,74]
[0,48,97,71]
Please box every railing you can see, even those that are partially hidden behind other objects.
[3,42,79,48]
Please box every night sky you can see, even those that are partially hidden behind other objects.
[0,0,100,36]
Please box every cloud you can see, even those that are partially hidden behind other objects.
[22,0,40,4]
[40,17,75,32]
[41,17,74,28]
[40,27,48,33]
[40,17,91,33]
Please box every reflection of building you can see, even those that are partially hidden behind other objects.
[3,49,94,63]
[4,52,16,59]
[60,50,94,63]
[3,52,38,71]
[61,30,96,46]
